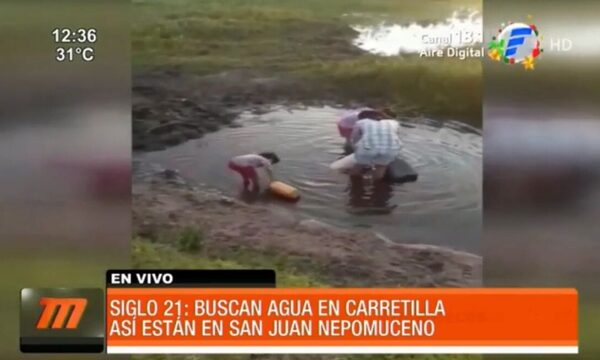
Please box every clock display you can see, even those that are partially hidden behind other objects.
[52,28,97,44]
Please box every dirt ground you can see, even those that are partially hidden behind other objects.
[132,69,395,151]
[133,172,481,287]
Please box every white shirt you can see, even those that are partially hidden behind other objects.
[352,119,402,151]
[230,154,272,169]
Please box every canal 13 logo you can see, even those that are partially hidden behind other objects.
[487,16,543,70]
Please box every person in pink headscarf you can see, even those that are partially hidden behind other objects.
[337,108,372,141]
[337,108,393,147]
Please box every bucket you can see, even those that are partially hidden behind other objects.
[269,181,300,201]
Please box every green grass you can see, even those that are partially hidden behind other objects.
[306,57,481,121]
[579,302,600,358]
[133,236,479,360]
[133,237,327,288]
[132,0,482,122]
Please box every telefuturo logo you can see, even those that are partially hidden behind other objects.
[488,19,542,70]
[36,297,88,330]
[504,26,534,59]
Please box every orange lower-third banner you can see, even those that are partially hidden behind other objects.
[105,288,577,354]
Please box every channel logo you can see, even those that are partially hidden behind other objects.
[488,18,542,70]
[504,26,534,58]
[20,288,104,353]
[36,297,88,330]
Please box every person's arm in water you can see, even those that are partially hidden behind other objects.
[256,157,274,184]
[255,152,279,187]
[265,164,274,183]
[351,121,363,146]
[397,121,403,147]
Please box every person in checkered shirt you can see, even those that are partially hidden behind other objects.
[350,111,402,180]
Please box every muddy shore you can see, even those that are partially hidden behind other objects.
[133,69,397,151]
[133,169,481,287]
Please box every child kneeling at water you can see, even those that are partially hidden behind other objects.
[228,152,280,192]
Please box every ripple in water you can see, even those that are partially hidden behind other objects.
[352,10,482,56]
[137,106,482,252]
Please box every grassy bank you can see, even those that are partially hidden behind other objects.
[133,236,478,360]
[133,236,327,287]
[133,0,481,123]
[306,57,481,119]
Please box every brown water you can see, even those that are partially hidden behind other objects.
[137,106,482,252]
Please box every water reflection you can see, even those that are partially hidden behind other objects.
[347,176,395,214]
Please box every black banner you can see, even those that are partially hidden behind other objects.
[106,269,276,288]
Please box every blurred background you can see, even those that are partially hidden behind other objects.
[0,1,130,359]
[483,0,600,359]
[1,0,598,359]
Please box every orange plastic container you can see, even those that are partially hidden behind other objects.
[269,181,300,201]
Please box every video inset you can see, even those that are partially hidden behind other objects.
[132,0,482,296]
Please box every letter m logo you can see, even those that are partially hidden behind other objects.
[36,297,88,330]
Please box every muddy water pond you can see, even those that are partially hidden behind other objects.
[137,106,481,252]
